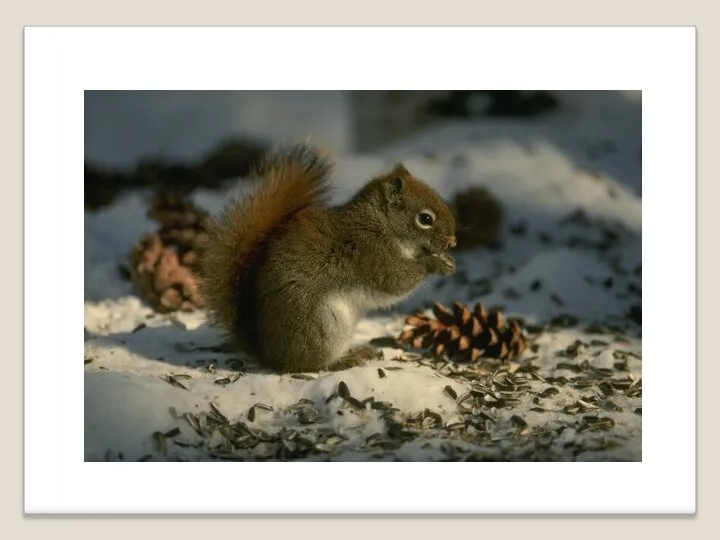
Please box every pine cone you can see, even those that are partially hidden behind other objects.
[127,189,210,313]
[148,189,211,258]
[398,301,526,362]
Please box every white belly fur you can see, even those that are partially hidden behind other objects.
[322,287,417,362]
[324,287,415,339]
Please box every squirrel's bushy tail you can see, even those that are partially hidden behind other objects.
[197,144,332,348]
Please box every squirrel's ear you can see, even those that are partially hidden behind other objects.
[391,163,409,176]
[382,175,405,204]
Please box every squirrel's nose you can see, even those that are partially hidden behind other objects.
[446,236,457,249]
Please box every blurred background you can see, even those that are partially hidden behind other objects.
[85,90,641,210]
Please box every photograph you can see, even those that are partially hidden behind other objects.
[83,89,642,463]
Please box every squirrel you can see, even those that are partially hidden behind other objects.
[197,144,456,373]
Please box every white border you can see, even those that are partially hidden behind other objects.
[25,27,695,514]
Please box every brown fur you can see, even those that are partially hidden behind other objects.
[197,146,332,350]
[198,145,456,373]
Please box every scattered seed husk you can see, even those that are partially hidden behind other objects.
[338,381,350,398]
[576,399,599,411]
[610,378,633,390]
[563,404,581,415]
[524,324,545,335]
[371,400,393,411]
[585,324,608,334]
[343,396,365,410]
[163,375,189,390]
[549,314,579,328]
[385,366,404,371]
[444,385,458,400]
[214,378,232,386]
[424,409,443,425]
[143,321,641,461]
[247,406,256,422]
[314,443,337,453]
[445,421,466,431]
[291,373,317,380]
[254,403,274,412]
[172,439,204,448]
[557,362,581,372]
[209,402,228,424]
[503,288,522,300]
[625,378,642,398]
[599,400,623,412]
[84,356,94,365]
[360,397,375,408]
[131,323,147,334]
[378,368,386,379]
[579,416,615,432]
[538,387,560,398]
[183,413,203,436]
[152,431,167,454]
[590,367,614,378]
[163,427,181,438]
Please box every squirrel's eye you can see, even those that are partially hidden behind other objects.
[416,211,435,229]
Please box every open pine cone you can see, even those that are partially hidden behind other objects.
[398,301,526,362]
[147,188,211,259]
[127,189,209,313]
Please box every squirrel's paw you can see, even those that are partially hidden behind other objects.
[422,251,456,276]
[330,345,382,371]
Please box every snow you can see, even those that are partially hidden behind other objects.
[84,91,642,462]
[85,91,353,170]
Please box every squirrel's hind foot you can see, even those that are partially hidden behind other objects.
[329,345,382,371]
